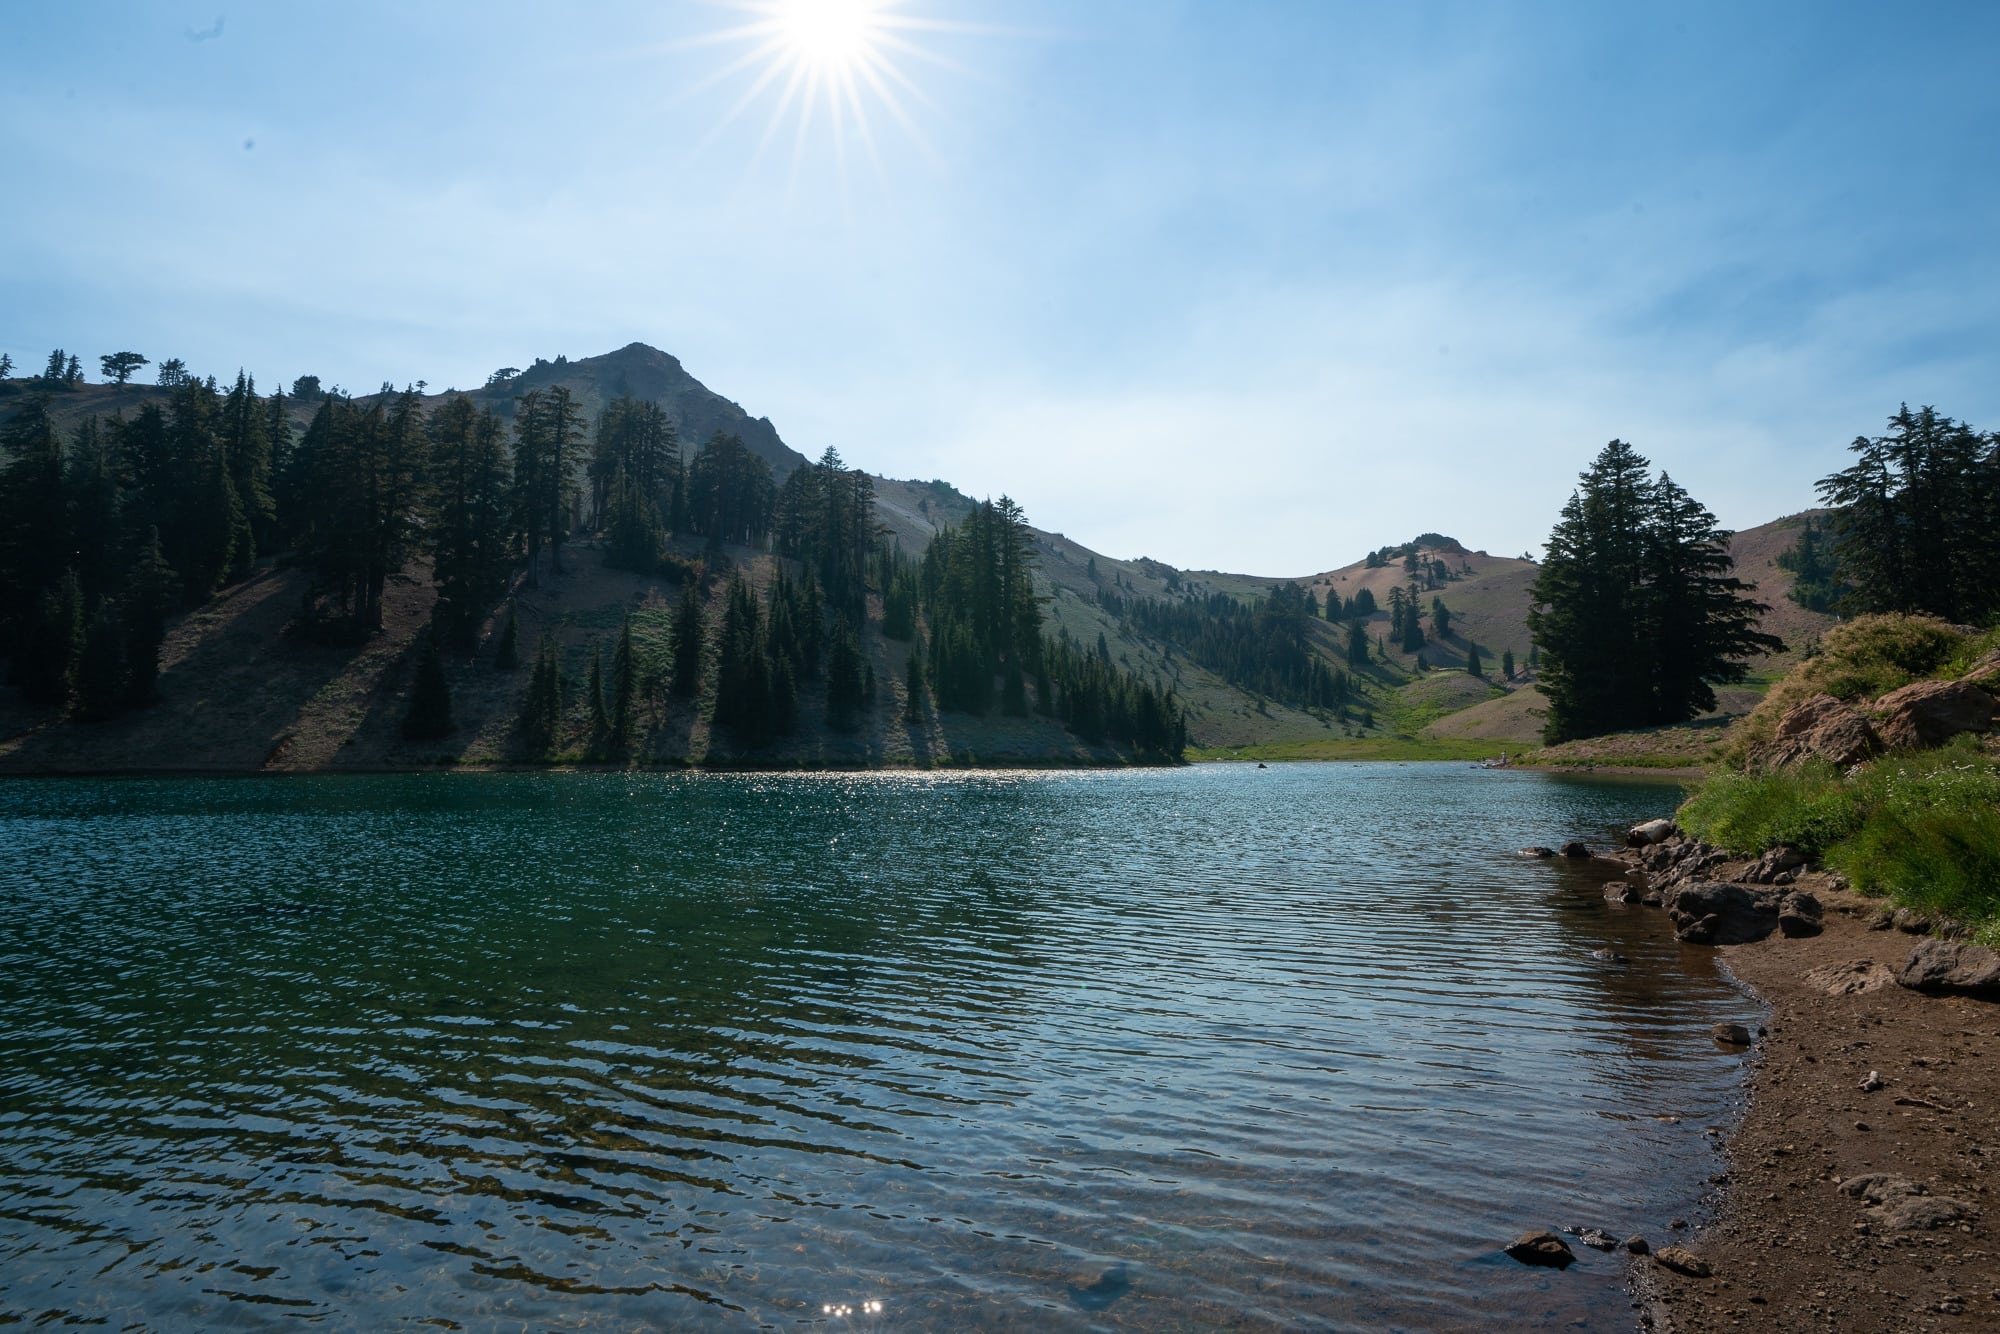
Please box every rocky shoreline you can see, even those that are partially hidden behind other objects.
[1516,827,1998,1329]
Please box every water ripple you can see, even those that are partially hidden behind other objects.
[0,764,1749,1330]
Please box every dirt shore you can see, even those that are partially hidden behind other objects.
[1611,862,1998,1330]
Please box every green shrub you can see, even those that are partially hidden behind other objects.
[1681,740,2000,929]
[1678,760,1861,857]
[1825,744,2000,923]
[1728,614,1970,764]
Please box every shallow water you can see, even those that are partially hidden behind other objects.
[0,764,1754,1330]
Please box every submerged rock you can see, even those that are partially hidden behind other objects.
[1518,846,1556,859]
[1624,1235,1650,1256]
[1568,1226,1619,1251]
[1068,1265,1131,1311]
[1712,1022,1753,1046]
[1897,938,2000,998]
[1503,1230,1575,1268]
[1560,842,1593,859]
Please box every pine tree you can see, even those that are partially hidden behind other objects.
[100,352,148,384]
[430,395,515,645]
[671,582,705,698]
[826,620,867,730]
[1815,405,1998,623]
[586,644,609,741]
[905,650,927,721]
[1501,647,1515,680]
[0,353,14,377]
[122,528,179,706]
[519,636,565,755]
[1530,441,1780,742]
[1430,597,1452,638]
[1466,642,1484,677]
[72,604,130,721]
[402,636,455,740]
[611,616,636,753]
[495,606,520,668]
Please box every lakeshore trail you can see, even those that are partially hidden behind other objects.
[1612,877,1999,1330]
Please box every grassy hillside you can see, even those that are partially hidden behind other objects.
[4,345,1837,769]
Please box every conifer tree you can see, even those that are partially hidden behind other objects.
[611,616,635,753]
[402,636,455,740]
[586,643,609,743]
[1466,642,1484,677]
[1501,647,1515,680]
[121,528,179,705]
[1530,440,1780,742]
[495,606,520,668]
[826,620,867,730]
[905,650,927,721]
[429,394,515,645]
[100,352,148,384]
[1430,597,1452,638]
[0,353,13,377]
[670,582,704,698]
[72,604,130,721]
[519,636,565,755]
[1815,405,1998,623]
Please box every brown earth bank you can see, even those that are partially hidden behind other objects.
[1558,839,2000,1331]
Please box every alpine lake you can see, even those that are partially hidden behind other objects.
[0,763,1759,1330]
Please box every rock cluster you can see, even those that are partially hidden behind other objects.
[1837,1174,1979,1232]
[1750,671,1998,772]
[1664,881,1822,945]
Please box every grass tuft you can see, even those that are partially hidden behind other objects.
[1680,740,2000,929]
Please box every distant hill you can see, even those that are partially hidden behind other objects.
[0,344,1838,767]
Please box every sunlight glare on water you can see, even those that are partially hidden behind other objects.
[0,764,1753,1329]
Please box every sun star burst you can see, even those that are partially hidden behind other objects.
[689,0,975,180]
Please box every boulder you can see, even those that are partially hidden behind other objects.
[1559,842,1592,859]
[1604,882,1643,904]
[1712,1022,1753,1046]
[1569,1227,1618,1252]
[1625,1235,1650,1256]
[1777,890,1824,938]
[1666,881,1782,945]
[1873,678,1995,751]
[1503,1230,1575,1268]
[1518,846,1556,859]
[1896,938,2000,998]
[1752,693,1881,770]
[1627,818,1677,846]
[1735,845,1807,885]
[1654,1246,1712,1278]
[1838,1173,1979,1231]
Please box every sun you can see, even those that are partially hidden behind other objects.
[770,0,885,71]
[685,0,980,178]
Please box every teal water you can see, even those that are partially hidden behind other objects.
[0,764,1753,1330]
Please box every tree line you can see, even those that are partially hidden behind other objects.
[1100,581,1351,713]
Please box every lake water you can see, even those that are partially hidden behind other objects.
[0,764,1757,1331]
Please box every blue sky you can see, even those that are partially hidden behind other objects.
[4,1,1995,573]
